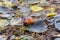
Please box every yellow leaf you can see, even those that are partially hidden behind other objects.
[32,1,39,4]
[39,0,45,2]
[46,13,56,17]
[0,2,2,6]
[49,7,55,13]
[3,1,12,7]
[3,0,7,1]
[30,5,44,12]
[0,19,9,26]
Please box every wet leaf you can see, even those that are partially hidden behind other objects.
[54,38,60,40]
[28,21,48,33]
